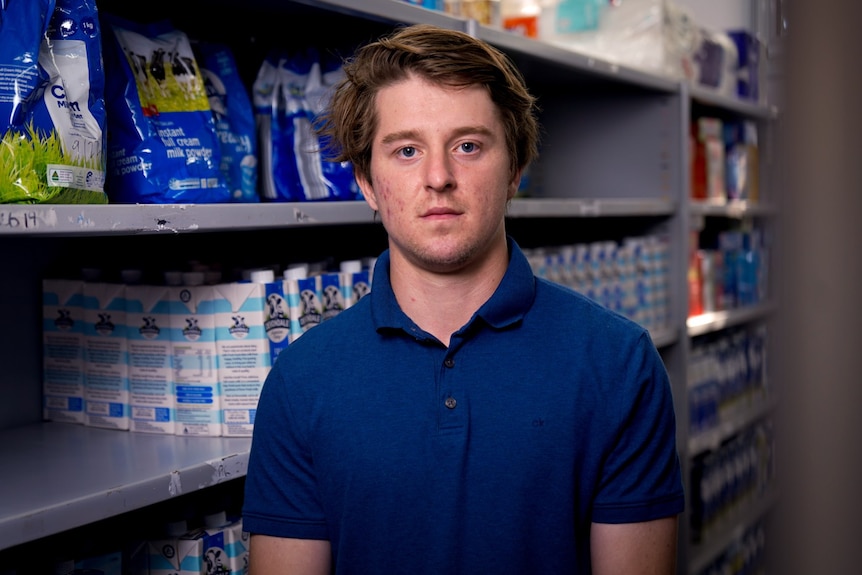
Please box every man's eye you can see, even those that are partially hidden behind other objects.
[399,146,416,158]
[460,142,476,153]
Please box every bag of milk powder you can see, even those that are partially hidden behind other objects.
[194,41,259,202]
[102,15,230,203]
[253,48,359,202]
[1,0,108,204]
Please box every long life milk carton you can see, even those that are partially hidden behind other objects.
[82,279,129,430]
[169,272,220,437]
[42,278,85,424]
[213,273,270,437]
[178,512,248,575]
[126,283,175,434]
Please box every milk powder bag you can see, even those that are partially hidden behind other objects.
[102,16,229,203]
[1,0,108,204]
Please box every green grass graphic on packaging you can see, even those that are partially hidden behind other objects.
[0,124,107,205]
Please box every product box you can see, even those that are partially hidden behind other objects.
[320,271,346,322]
[691,117,726,202]
[213,280,270,437]
[728,30,764,102]
[288,275,323,343]
[42,278,85,424]
[169,277,221,436]
[126,284,175,434]
[262,279,291,367]
[82,281,129,430]
[167,513,248,575]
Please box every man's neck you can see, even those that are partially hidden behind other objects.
[388,240,510,347]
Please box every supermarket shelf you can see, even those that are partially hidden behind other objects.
[473,23,679,93]
[686,302,778,337]
[0,198,676,237]
[0,422,251,551]
[690,199,779,219]
[688,395,779,456]
[507,197,675,218]
[0,202,377,237]
[688,487,780,575]
[689,85,778,120]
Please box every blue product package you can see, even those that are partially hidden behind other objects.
[2,0,110,203]
[254,48,359,202]
[728,30,761,102]
[311,53,361,202]
[0,0,54,129]
[102,16,230,203]
[194,41,259,202]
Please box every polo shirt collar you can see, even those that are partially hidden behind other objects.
[370,236,536,335]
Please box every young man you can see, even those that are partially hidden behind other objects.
[242,23,684,574]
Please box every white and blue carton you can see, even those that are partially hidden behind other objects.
[213,276,270,437]
[169,273,221,437]
[126,283,175,434]
[82,280,129,430]
[42,278,85,424]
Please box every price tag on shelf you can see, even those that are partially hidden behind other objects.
[0,207,59,231]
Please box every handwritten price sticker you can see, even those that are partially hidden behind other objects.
[0,208,58,231]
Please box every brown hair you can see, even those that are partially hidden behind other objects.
[316,23,540,184]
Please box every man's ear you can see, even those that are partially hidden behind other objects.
[356,173,379,212]
[507,168,523,201]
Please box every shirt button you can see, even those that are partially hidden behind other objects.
[444,358,455,368]
[444,397,457,409]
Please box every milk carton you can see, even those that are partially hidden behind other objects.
[213,274,270,437]
[42,278,85,424]
[170,272,220,437]
[82,280,129,430]
[320,271,345,322]
[126,283,175,434]
[288,275,322,343]
[195,512,249,575]
[142,519,190,575]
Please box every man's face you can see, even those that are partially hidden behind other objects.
[357,73,519,274]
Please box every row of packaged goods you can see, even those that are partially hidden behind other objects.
[691,115,761,205]
[42,257,374,436]
[10,509,247,574]
[688,325,769,438]
[3,0,766,207]
[688,228,769,318]
[405,0,766,104]
[695,521,767,575]
[2,0,363,205]
[523,233,672,333]
[689,419,776,545]
[41,231,665,438]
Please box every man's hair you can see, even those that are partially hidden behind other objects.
[316,23,540,184]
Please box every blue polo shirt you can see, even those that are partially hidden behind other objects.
[243,238,685,574]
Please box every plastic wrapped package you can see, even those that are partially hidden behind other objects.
[542,0,700,80]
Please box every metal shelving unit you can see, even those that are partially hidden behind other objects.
[0,1,779,571]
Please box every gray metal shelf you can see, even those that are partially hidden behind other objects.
[689,199,779,219]
[0,201,376,237]
[686,302,778,337]
[0,198,674,237]
[0,422,251,551]
[507,197,676,218]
